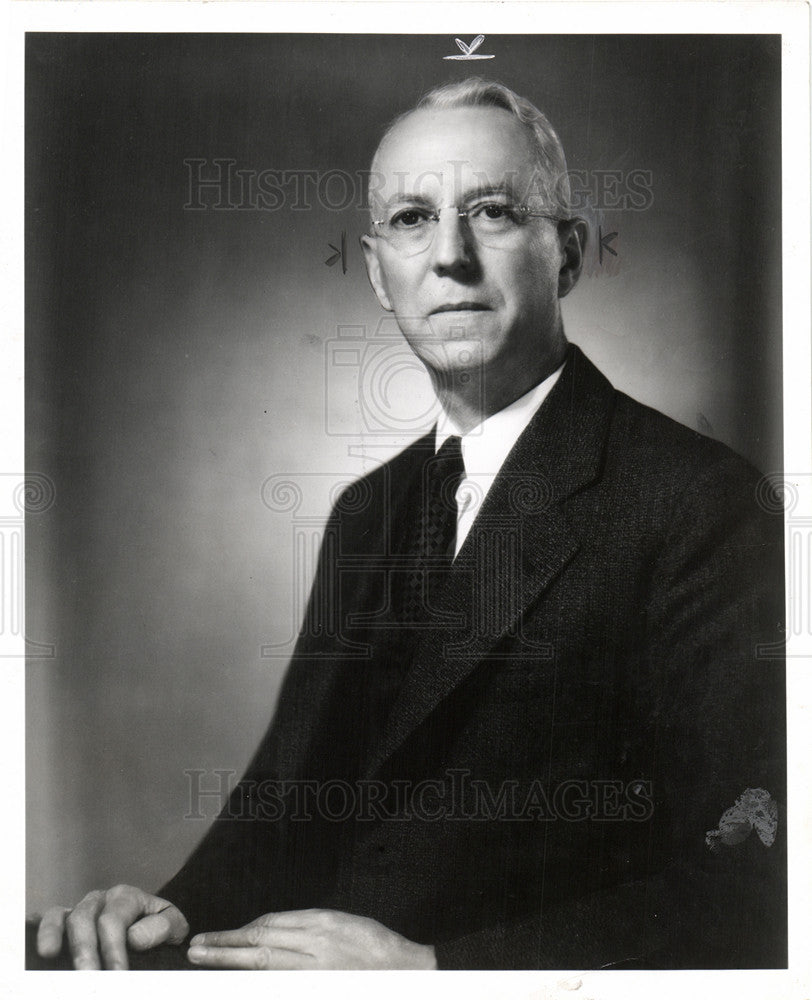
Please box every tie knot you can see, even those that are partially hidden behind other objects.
[435,434,464,470]
[430,435,465,498]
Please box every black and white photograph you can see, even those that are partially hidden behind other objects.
[8,5,810,992]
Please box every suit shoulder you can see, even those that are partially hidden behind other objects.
[608,389,762,491]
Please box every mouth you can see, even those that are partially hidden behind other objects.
[430,302,490,314]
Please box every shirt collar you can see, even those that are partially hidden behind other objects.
[434,360,566,477]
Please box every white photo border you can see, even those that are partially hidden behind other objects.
[4,3,809,998]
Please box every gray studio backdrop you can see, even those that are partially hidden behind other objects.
[26,34,782,913]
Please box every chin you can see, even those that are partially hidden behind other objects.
[412,337,489,375]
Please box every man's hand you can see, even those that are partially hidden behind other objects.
[36,885,189,970]
[187,908,437,970]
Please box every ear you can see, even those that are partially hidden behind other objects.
[557,217,588,299]
[360,234,394,312]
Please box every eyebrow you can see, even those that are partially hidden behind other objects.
[381,180,520,211]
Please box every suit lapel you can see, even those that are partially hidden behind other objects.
[364,344,617,779]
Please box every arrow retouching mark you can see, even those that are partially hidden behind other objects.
[325,231,347,274]
[598,226,618,265]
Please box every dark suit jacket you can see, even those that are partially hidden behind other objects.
[160,344,786,969]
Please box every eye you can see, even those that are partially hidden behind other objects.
[470,202,522,224]
[390,208,430,229]
[482,203,510,219]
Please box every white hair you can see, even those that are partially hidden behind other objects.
[370,77,573,218]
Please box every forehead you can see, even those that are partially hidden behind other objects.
[371,106,540,204]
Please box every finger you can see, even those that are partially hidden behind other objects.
[102,889,188,958]
[128,906,188,951]
[65,891,104,970]
[143,896,189,943]
[191,926,309,952]
[252,910,321,929]
[36,907,69,958]
[97,891,147,971]
[187,945,316,970]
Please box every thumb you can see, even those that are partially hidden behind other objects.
[127,905,189,951]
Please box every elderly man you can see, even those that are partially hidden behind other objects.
[34,78,785,971]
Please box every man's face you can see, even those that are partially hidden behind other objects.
[361,106,576,384]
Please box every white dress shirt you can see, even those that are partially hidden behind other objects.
[435,362,566,557]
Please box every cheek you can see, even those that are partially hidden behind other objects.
[501,248,560,311]
[377,256,421,306]
[518,232,561,278]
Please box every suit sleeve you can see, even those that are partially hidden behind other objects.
[435,452,787,969]
[155,744,287,937]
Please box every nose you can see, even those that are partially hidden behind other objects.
[429,207,476,275]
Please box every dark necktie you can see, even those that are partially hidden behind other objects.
[399,434,466,624]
